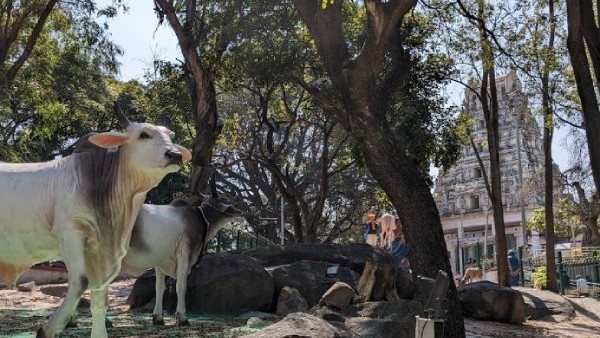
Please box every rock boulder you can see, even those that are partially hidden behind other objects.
[128,252,274,314]
[272,260,360,307]
[458,281,526,323]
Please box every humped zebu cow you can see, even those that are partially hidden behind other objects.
[461,267,484,285]
[120,194,242,326]
[0,104,191,338]
[378,213,396,248]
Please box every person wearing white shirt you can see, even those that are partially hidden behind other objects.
[576,275,588,295]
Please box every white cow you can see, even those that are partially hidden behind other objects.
[120,195,242,326]
[0,105,191,338]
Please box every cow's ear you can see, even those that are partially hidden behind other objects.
[88,132,129,149]
[174,144,192,163]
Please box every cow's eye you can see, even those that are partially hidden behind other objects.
[139,132,152,139]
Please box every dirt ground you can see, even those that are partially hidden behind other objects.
[464,294,600,338]
[1,278,600,337]
[0,278,254,337]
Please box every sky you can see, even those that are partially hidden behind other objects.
[98,1,179,82]
[99,1,571,172]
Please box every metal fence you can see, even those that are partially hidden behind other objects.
[523,247,600,283]
[205,228,274,253]
[521,247,600,296]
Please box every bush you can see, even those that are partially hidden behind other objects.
[532,266,547,289]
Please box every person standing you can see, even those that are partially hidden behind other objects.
[364,211,379,246]
[508,250,520,286]
[575,275,588,295]
[390,217,409,268]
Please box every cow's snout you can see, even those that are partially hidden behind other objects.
[165,149,183,166]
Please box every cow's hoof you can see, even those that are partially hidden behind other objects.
[152,315,165,326]
[66,319,78,328]
[178,319,190,326]
[105,318,113,328]
[36,328,49,338]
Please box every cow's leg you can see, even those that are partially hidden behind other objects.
[152,267,166,326]
[38,231,87,338]
[90,287,109,338]
[175,257,190,326]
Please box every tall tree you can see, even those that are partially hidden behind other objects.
[566,0,600,194]
[292,1,464,336]
[540,0,558,293]
[450,0,510,286]
[153,0,223,203]
[504,0,563,292]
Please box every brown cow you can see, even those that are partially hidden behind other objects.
[461,267,484,285]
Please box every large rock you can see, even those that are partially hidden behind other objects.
[276,286,309,316]
[244,243,396,275]
[412,275,435,306]
[458,281,526,323]
[272,260,360,307]
[128,252,274,314]
[319,282,355,310]
[240,312,350,338]
[395,267,416,300]
[517,287,575,322]
[343,300,423,338]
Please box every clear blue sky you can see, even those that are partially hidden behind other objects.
[100,1,571,172]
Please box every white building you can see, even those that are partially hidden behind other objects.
[434,71,545,277]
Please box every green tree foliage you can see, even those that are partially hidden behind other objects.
[527,199,583,239]
[0,2,122,162]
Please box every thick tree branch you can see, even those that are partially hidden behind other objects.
[1,0,57,86]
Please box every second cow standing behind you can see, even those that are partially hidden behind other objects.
[120,195,242,325]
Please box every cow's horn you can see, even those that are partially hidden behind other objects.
[114,102,131,129]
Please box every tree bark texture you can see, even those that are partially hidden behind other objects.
[292,1,464,336]
[480,71,508,287]
[543,0,558,293]
[354,261,399,303]
[573,182,600,246]
[154,0,221,201]
[566,0,600,194]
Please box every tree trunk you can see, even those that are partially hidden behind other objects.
[480,69,509,287]
[357,123,464,336]
[154,0,222,202]
[0,0,58,89]
[187,75,220,201]
[543,0,558,293]
[354,261,399,303]
[543,98,558,293]
[292,1,464,335]
[583,217,600,246]
[566,0,600,193]
[468,0,509,286]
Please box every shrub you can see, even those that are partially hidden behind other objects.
[532,266,547,289]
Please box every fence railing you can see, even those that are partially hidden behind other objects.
[205,228,274,253]
[522,247,600,281]
[520,247,600,294]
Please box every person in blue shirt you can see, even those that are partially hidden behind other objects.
[508,249,520,286]
[390,217,409,268]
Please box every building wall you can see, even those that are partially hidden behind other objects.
[434,70,545,277]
